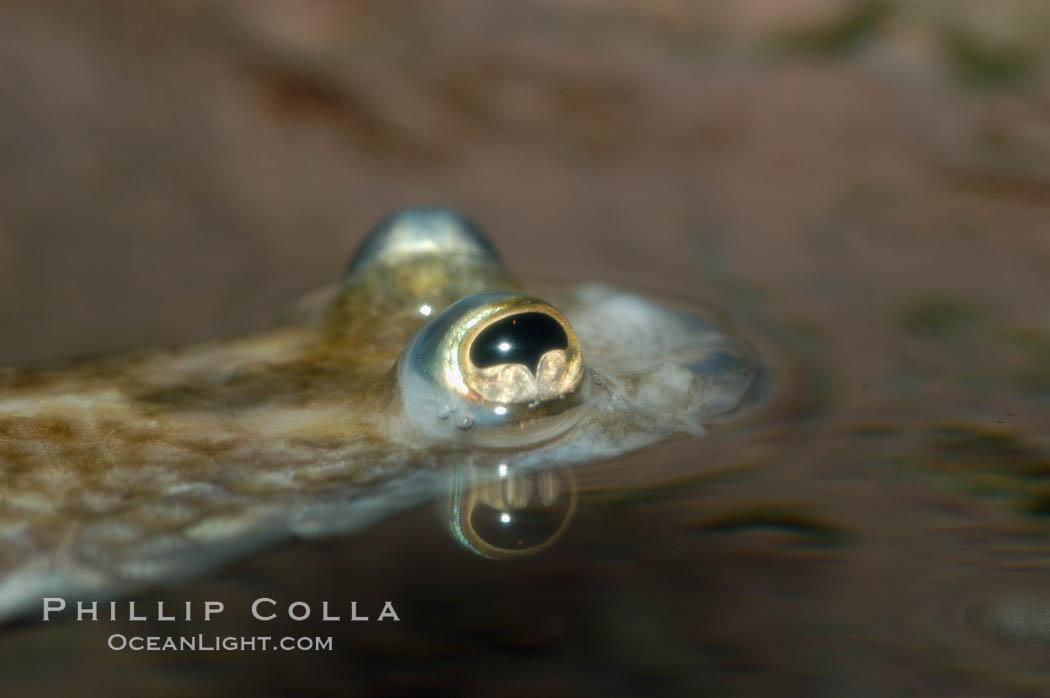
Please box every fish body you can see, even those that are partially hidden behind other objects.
[0,208,766,619]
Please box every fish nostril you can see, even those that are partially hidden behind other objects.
[469,312,569,375]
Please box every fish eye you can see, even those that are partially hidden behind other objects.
[345,207,500,279]
[399,292,589,447]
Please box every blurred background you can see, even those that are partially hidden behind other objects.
[2,1,1050,696]
[1,0,1047,363]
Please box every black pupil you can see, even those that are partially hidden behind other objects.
[469,312,569,374]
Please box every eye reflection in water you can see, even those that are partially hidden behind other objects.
[445,461,578,559]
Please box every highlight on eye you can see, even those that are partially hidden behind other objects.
[398,291,589,447]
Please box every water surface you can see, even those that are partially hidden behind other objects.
[1,1,1049,695]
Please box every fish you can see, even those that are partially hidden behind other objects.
[0,207,767,620]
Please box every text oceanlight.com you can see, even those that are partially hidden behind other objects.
[107,634,334,652]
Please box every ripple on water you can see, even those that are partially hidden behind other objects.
[904,574,1050,689]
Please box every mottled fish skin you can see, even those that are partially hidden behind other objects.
[0,208,767,620]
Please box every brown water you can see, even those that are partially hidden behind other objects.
[1,1,1049,695]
